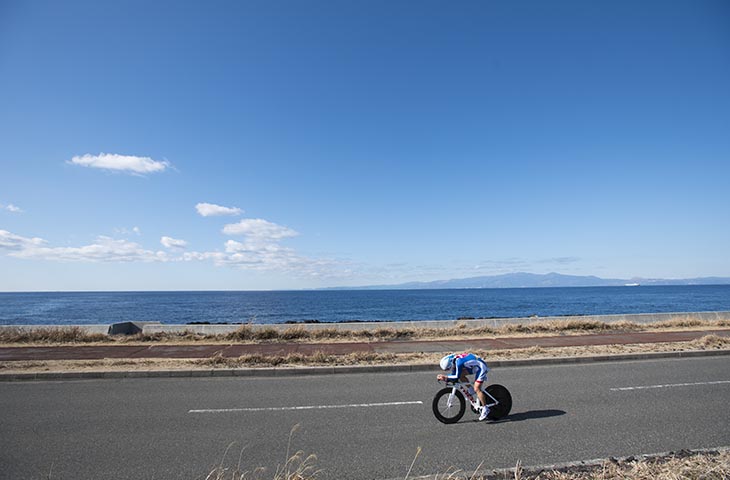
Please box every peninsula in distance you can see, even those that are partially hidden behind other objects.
[323,272,730,290]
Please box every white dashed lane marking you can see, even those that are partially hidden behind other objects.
[610,380,730,392]
[189,400,424,413]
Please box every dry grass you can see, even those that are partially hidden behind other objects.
[0,351,424,373]
[194,351,406,368]
[0,326,108,344]
[498,319,643,335]
[3,317,729,346]
[688,334,730,350]
[205,447,730,480]
[2,335,728,374]
[205,425,321,480]
[503,449,730,480]
[223,325,419,343]
[418,450,730,480]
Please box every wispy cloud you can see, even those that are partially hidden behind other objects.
[211,239,343,277]
[1,223,585,284]
[114,226,141,236]
[160,236,188,249]
[473,258,531,272]
[473,256,582,271]
[1,203,23,213]
[69,153,170,174]
[222,218,298,241]
[0,226,347,278]
[215,218,334,274]
[539,256,581,265]
[195,202,243,217]
[1,232,168,263]
[0,230,46,251]
[219,239,300,269]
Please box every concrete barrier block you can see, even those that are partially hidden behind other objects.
[108,321,163,335]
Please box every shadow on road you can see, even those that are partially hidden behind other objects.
[491,409,566,423]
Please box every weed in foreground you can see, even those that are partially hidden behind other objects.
[205,425,320,480]
[398,447,730,480]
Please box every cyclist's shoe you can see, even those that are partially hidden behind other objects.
[479,406,490,421]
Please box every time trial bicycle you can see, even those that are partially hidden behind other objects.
[432,379,512,424]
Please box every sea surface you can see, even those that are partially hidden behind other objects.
[1,285,729,326]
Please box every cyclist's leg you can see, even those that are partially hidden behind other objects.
[473,365,488,407]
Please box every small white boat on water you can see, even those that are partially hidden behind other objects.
[624,283,640,287]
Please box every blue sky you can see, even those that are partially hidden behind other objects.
[1,0,729,291]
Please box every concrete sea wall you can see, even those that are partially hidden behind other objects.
[1,311,729,336]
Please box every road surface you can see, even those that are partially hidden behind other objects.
[1,356,729,479]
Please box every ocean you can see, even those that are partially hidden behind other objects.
[1,285,729,326]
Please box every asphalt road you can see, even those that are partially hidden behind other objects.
[2,356,729,480]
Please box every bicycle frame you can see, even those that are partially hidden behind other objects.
[443,380,500,411]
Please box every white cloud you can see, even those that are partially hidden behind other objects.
[0,230,46,251]
[69,153,170,174]
[216,218,344,275]
[222,218,298,241]
[195,203,243,217]
[1,204,23,213]
[182,251,224,262]
[220,239,296,268]
[1,222,347,279]
[1,231,168,263]
[213,239,341,275]
[160,236,188,249]
[114,226,142,236]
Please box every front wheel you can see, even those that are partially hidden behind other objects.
[484,384,512,420]
[432,387,466,424]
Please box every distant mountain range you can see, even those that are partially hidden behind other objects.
[324,272,730,290]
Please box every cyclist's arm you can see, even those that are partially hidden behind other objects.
[445,358,464,381]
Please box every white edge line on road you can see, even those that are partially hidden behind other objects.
[611,380,730,391]
[189,400,424,413]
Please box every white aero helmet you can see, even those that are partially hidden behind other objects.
[439,354,455,371]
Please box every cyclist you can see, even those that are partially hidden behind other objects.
[437,352,491,421]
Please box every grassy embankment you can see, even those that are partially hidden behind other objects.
[1,318,729,372]
[2,317,729,345]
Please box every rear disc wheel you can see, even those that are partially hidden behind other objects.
[484,384,512,420]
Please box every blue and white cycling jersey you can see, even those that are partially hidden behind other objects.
[446,353,489,383]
